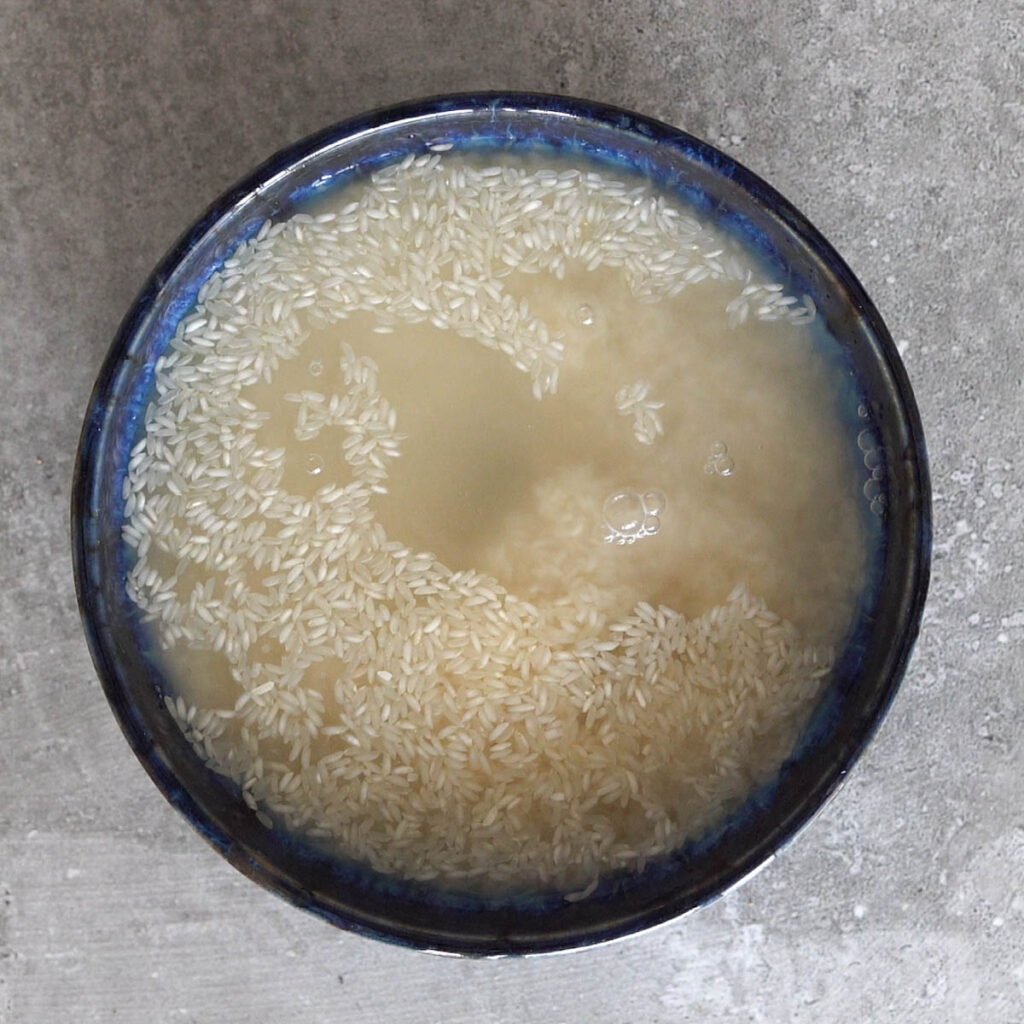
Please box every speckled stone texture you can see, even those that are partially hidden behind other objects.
[1,2,1021,1021]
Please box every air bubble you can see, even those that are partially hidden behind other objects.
[603,491,645,536]
[305,454,324,476]
[577,304,595,326]
[857,430,877,452]
[642,490,666,516]
[710,441,728,457]
[643,513,661,535]
[864,448,882,470]
[857,403,869,419]
[870,495,887,517]
[863,478,881,500]
[309,360,324,377]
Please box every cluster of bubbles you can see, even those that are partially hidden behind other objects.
[704,441,735,477]
[602,489,666,545]
[857,419,887,517]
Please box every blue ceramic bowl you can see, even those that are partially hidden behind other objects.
[72,93,930,955]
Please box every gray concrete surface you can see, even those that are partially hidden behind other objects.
[1,1,1021,1021]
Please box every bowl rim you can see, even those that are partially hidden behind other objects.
[72,90,932,956]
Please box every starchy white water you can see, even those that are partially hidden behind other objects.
[123,151,867,896]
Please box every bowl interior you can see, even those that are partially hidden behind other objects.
[73,93,930,955]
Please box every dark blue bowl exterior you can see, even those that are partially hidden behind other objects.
[72,93,931,956]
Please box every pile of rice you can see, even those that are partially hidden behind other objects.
[123,151,831,897]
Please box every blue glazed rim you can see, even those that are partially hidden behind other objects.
[72,92,931,956]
